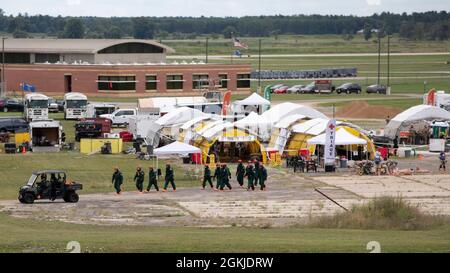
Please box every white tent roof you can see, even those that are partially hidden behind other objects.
[307,128,367,145]
[384,105,450,138]
[234,112,270,126]
[153,141,201,156]
[180,115,218,130]
[274,114,307,129]
[202,122,234,140]
[235,93,270,106]
[156,107,206,127]
[261,102,327,124]
[292,118,336,136]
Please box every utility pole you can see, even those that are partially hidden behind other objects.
[205,37,209,64]
[258,38,262,92]
[377,34,381,86]
[1,37,5,97]
[387,35,390,88]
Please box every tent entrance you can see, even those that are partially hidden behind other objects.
[208,141,261,163]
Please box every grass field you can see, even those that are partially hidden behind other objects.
[164,34,450,55]
[319,98,423,110]
[0,213,449,253]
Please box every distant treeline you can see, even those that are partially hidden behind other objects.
[0,9,449,41]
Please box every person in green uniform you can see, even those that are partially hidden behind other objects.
[163,164,176,192]
[213,163,222,191]
[258,164,268,191]
[112,167,123,195]
[253,160,260,187]
[219,163,232,191]
[245,162,255,191]
[236,160,245,187]
[146,167,159,192]
[134,166,145,193]
[202,164,213,190]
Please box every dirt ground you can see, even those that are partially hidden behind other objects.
[335,101,402,119]
[1,155,449,228]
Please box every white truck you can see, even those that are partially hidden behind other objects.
[100,108,137,126]
[424,90,450,112]
[24,93,49,121]
[64,92,88,120]
[29,119,63,152]
[85,103,117,118]
[128,108,161,141]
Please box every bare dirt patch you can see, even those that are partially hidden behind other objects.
[336,101,401,119]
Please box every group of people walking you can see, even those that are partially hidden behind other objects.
[111,160,269,195]
[203,160,268,191]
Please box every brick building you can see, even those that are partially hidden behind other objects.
[0,39,252,96]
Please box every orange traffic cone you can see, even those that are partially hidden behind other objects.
[22,146,26,154]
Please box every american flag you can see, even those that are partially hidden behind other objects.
[232,37,249,49]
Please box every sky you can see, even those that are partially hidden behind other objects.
[0,0,448,17]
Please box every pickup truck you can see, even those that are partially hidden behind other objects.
[100,108,137,126]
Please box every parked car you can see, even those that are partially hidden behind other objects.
[287,85,306,94]
[0,117,29,133]
[300,83,318,94]
[48,97,59,113]
[0,98,24,112]
[274,86,289,94]
[366,84,387,94]
[336,83,362,94]
[269,84,286,93]
[100,108,137,126]
[74,120,103,141]
[56,100,65,111]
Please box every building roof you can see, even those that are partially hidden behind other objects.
[2,38,175,54]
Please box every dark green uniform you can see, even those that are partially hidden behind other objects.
[219,166,232,190]
[134,169,145,192]
[147,169,159,191]
[254,161,260,186]
[258,166,268,190]
[213,166,222,189]
[236,163,245,186]
[112,170,123,194]
[203,166,213,189]
[245,165,255,191]
[164,165,176,190]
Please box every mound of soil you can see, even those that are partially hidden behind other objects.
[336,101,401,119]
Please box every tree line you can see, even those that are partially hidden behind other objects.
[0,9,449,41]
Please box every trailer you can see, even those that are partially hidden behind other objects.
[29,119,62,152]
[424,90,450,112]
[128,108,161,141]
[64,92,88,120]
[85,103,117,118]
[24,93,49,121]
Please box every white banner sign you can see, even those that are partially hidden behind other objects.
[218,135,255,142]
[324,119,337,166]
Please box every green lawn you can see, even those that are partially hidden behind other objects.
[0,213,449,253]
[319,98,423,110]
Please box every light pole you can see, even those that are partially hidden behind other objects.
[1,37,5,97]
[387,35,390,88]
[424,81,428,93]
[258,38,262,92]
[377,34,381,86]
[205,37,209,64]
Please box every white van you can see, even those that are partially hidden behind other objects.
[24,93,49,121]
[64,92,88,120]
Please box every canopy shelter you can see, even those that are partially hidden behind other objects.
[192,123,267,164]
[261,102,327,125]
[177,115,221,144]
[233,92,270,115]
[307,127,374,161]
[384,105,450,139]
[153,141,201,156]
[267,114,308,154]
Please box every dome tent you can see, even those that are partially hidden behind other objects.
[384,105,450,139]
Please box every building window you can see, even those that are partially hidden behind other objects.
[218,74,228,89]
[193,74,209,89]
[97,75,136,91]
[0,53,30,64]
[35,53,60,63]
[237,73,251,88]
[166,75,184,90]
[145,75,158,91]
[98,42,164,54]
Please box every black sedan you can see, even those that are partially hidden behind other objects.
[335,83,362,94]
[0,98,24,112]
[366,84,387,94]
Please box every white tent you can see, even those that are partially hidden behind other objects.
[153,141,201,156]
[261,102,327,125]
[235,93,270,106]
[156,107,206,127]
[384,105,450,138]
[292,118,335,136]
[234,112,272,141]
[274,114,307,129]
[307,128,367,145]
